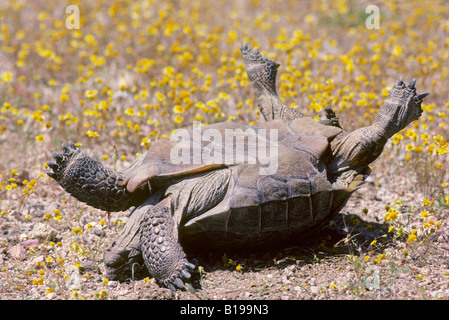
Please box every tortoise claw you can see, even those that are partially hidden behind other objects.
[239,41,248,53]
[62,143,70,153]
[185,262,196,270]
[53,152,63,163]
[173,278,185,289]
[397,77,404,86]
[47,172,56,179]
[47,161,58,171]
[418,92,429,100]
[180,269,191,279]
[69,141,77,150]
[408,78,416,89]
[167,283,176,292]
[161,260,196,290]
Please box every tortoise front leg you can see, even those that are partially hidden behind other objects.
[140,198,195,291]
[47,142,148,212]
[327,78,429,184]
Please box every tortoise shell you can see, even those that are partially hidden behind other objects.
[123,117,363,249]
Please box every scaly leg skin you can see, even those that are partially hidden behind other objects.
[47,142,147,212]
[240,42,303,121]
[140,198,195,291]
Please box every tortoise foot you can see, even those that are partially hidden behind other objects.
[140,198,196,291]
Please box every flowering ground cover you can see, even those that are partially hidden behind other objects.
[0,0,448,299]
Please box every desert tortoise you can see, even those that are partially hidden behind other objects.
[47,43,429,290]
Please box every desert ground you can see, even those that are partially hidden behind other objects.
[0,0,448,300]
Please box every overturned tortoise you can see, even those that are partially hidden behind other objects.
[47,42,429,291]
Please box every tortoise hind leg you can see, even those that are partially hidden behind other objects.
[240,42,303,121]
[140,197,195,291]
[104,205,147,281]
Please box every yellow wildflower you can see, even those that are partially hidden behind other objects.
[85,130,99,138]
[84,90,97,101]
[407,230,417,244]
[173,105,184,113]
[174,115,184,123]
[392,45,403,57]
[60,93,69,102]
[1,71,13,84]
[420,211,429,219]
[72,227,83,234]
[124,108,135,116]
[155,92,166,101]
[384,208,398,222]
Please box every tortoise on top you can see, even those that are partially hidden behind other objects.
[47,42,429,291]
